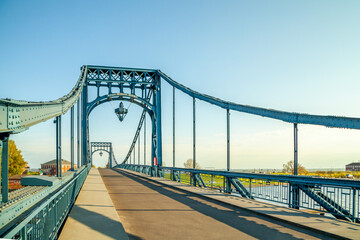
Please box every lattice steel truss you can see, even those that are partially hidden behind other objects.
[90,142,117,168]
[83,66,162,173]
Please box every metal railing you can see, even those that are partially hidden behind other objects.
[118,164,360,223]
[1,165,90,239]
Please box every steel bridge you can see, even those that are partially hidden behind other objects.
[1,65,360,239]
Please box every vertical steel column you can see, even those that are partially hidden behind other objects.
[193,97,196,186]
[294,123,298,175]
[225,109,231,193]
[227,109,230,171]
[70,106,74,171]
[1,135,9,203]
[138,135,140,165]
[173,86,175,168]
[292,123,299,209]
[151,89,156,176]
[0,140,2,202]
[77,100,81,168]
[172,86,176,180]
[81,84,88,166]
[56,116,62,177]
[144,116,146,165]
[155,75,162,167]
[110,145,113,168]
[86,120,90,164]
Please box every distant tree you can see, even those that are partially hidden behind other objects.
[1,140,27,177]
[282,160,308,175]
[183,159,201,169]
[92,164,95,168]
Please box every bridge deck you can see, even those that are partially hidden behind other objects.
[99,168,340,240]
[118,169,360,239]
[59,168,128,240]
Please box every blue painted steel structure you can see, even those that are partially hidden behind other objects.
[91,142,118,168]
[84,66,163,173]
[0,64,360,239]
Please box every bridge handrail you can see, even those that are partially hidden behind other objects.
[158,71,360,129]
[119,164,360,189]
[0,66,87,134]
[2,165,91,239]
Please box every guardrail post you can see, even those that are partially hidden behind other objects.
[290,184,300,209]
[1,134,9,203]
[56,116,62,177]
[249,179,252,196]
[225,177,231,193]
[353,188,357,222]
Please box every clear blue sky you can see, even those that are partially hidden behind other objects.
[1,1,360,170]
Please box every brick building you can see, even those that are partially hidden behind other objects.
[40,159,76,175]
[346,162,360,171]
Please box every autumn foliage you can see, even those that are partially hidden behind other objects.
[1,140,27,177]
[183,158,201,169]
[282,160,308,175]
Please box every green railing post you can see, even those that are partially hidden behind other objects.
[1,134,9,203]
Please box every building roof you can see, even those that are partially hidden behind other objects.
[9,174,27,180]
[41,159,72,165]
[346,162,360,167]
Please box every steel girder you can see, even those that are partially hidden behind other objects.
[83,66,163,168]
[0,66,87,134]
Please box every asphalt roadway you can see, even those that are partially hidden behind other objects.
[99,169,336,240]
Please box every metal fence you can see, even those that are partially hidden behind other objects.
[119,164,360,223]
[1,165,90,240]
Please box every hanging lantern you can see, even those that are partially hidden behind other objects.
[99,151,103,157]
[115,102,128,122]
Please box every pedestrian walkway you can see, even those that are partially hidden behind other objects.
[59,168,128,240]
[100,168,337,240]
[118,169,360,239]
